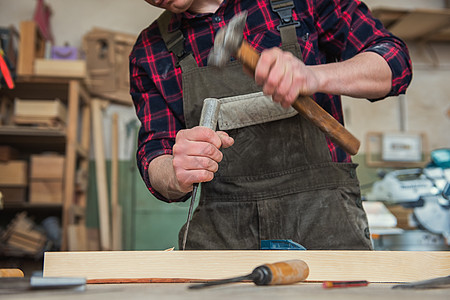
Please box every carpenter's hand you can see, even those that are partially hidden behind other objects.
[172,127,234,193]
[255,47,320,108]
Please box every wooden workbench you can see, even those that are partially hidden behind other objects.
[0,282,448,300]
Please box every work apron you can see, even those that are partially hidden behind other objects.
[158,11,372,250]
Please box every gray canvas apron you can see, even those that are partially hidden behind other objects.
[157,6,372,250]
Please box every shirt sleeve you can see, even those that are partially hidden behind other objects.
[129,32,187,203]
[314,0,412,99]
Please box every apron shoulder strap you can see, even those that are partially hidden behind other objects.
[270,0,301,57]
[156,11,197,70]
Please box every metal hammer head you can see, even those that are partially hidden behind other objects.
[207,11,248,67]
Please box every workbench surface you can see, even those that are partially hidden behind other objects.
[1,283,448,300]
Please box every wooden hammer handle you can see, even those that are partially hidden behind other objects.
[236,41,360,155]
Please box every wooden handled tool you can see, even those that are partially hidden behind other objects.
[208,12,360,155]
[189,259,309,289]
[0,269,24,277]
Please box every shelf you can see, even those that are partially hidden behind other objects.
[0,125,66,153]
[1,202,62,211]
[0,76,91,251]
[1,76,90,105]
[372,7,450,42]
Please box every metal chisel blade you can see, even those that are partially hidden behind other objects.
[181,98,220,251]
[182,183,199,250]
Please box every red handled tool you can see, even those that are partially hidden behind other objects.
[0,49,14,89]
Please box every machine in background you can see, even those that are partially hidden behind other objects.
[365,148,450,250]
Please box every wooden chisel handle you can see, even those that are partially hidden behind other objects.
[0,269,24,277]
[236,41,360,155]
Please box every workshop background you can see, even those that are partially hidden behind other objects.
[0,0,449,274]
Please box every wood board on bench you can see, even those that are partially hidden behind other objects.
[43,250,450,283]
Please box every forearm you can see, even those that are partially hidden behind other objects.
[311,52,392,99]
[148,154,188,200]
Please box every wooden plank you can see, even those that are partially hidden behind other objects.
[29,180,63,204]
[61,80,81,251]
[34,59,87,78]
[14,98,67,123]
[77,103,91,208]
[67,224,87,251]
[0,160,28,185]
[17,21,38,76]
[91,99,111,251]
[111,113,122,251]
[30,154,65,179]
[43,251,450,283]
[86,228,100,251]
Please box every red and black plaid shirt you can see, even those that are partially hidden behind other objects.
[130,0,412,200]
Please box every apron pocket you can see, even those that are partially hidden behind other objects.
[332,185,373,249]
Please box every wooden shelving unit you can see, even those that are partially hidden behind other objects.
[372,7,450,42]
[0,76,91,251]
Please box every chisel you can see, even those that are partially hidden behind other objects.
[189,259,309,289]
[182,98,221,250]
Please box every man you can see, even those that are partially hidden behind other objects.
[130,0,412,250]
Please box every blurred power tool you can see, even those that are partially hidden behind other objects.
[189,259,309,289]
[366,149,450,245]
[182,98,221,250]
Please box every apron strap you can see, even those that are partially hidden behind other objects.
[270,0,302,58]
[156,11,197,71]
[157,2,302,71]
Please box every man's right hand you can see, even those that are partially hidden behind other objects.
[173,126,234,193]
[148,126,234,200]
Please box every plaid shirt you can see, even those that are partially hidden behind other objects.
[130,0,412,200]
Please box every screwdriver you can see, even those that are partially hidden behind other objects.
[189,259,309,289]
[181,98,221,250]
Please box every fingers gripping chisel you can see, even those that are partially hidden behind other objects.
[182,98,221,250]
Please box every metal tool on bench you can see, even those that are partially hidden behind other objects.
[189,259,309,289]
[182,98,221,250]
[207,11,360,155]
[392,275,450,289]
[0,268,86,292]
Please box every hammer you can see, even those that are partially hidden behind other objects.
[208,12,360,155]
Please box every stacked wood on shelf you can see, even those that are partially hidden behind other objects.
[0,146,27,205]
[13,98,67,128]
[29,153,65,204]
[1,212,46,256]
